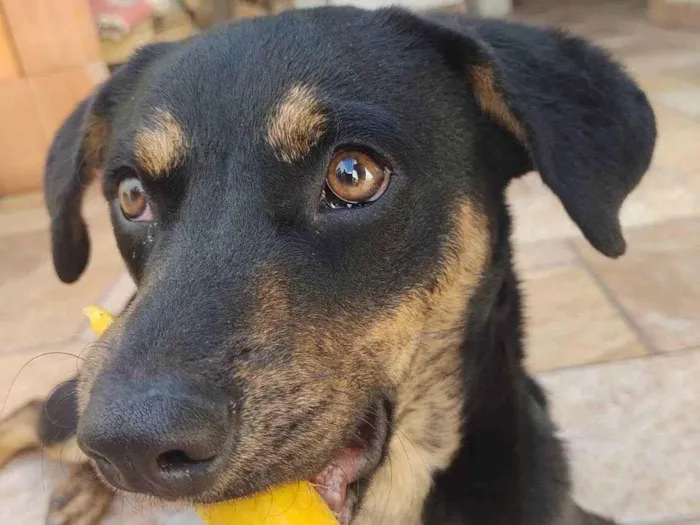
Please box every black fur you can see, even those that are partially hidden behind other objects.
[36,7,654,525]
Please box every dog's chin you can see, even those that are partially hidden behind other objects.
[309,400,390,525]
[104,400,391,525]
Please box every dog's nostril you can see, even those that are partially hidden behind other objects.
[156,449,215,472]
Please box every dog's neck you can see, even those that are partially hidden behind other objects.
[355,233,530,525]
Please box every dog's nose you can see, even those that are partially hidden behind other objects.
[77,379,231,499]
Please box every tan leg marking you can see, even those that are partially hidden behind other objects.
[0,400,42,468]
[46,463,114,525]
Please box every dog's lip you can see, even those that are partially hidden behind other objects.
[310,400,390,525]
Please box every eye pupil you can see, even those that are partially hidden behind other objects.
[336,158,365,186]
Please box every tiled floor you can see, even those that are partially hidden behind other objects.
[1,1,700,524]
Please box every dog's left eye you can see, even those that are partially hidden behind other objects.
[324,151,391,208]
[118,178,153,222]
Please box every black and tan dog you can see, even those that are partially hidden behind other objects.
[0,6,655,525]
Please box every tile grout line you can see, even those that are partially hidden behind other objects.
[567,239,661,356]
[536,343,700,378]
[629,512,700,525]
[0,336,84,357]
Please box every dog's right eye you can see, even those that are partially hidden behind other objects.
[118,178,152,221]
[323,150,391,209]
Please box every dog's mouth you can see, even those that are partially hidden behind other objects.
[310,400,390,525]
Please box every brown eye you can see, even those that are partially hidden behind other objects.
[326,151,391,205]
[118,178,152,221]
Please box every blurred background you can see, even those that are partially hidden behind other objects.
[1,0,699,524]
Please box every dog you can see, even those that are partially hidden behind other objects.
[0,6,655,525]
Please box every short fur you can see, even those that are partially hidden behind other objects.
[0,7,654,525]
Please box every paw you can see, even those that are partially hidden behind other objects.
[46,464,113,525]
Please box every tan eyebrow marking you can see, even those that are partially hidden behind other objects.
[133,108,187,177]
[471,64,526,143]
[266,84,328,164]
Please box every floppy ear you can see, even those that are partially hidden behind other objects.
[393,11,656,257]
[44,43,177,283]
[44,95,103,283]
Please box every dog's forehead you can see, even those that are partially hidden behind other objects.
[140,9,431,132]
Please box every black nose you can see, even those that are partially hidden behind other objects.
[78,378,231,499]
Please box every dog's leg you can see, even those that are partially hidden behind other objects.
[0,400,45,468]
[0,379,116,525]
[46,463,114,525]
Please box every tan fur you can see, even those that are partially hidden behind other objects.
[355,201,489,524]
[133,108,187,176]
[47,463,113,525]
[0,401,87,470]
[249,264,292,347]
[83,113,110,174]
[0,401,42,468]
[73,198,489,522]
[44,435,87,465]
[472,64,526,142]
[266,84,327,163]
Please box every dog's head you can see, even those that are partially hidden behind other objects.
[45,7,654,524]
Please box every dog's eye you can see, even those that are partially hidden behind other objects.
[325,151,391,207]
[118,178,152,221]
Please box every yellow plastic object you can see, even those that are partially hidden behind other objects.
[196,481,338,525]
[83,306,338,525]
[84,305,116,336]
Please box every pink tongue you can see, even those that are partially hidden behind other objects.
[311,446,365,525]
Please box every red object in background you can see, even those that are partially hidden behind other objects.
[90,0,155,39]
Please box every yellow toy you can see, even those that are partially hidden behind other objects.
[84,305,338,525]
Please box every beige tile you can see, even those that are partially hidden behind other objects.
[0,222,124,352]
[507,163,700,246]
[635,74,699,96]
[623,49,700,75]
[0,229,51,288]
[576,218,700,353]
[0,185,108,237]
[651,107,700,175]
[618,164,700,228]
[539,349,700,523]
[655,88,700,120]
[0,341,82,416]
[0,456,198,525]
[507,173,580,245]
[514,239,578,273]
[523,264,647,373]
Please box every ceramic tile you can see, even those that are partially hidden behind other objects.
[651,106,700,175]
[513,239,578,273]
[655,88,700,119]
[507,173,580,244]
[635,75,699,97]
[506,163,700,246]
[0,341,83,417]
[0,186,108,237]
[0,456,199,525]
[617,165,700,228]
[0,229,51,288]
[0,221,124,352]
[575,218,700,353]
[539,350,700,523]
[623,49,700,75]
[522,264,647,372]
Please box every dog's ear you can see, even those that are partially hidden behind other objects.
[44,43,177,283]
[390,10,656,257]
